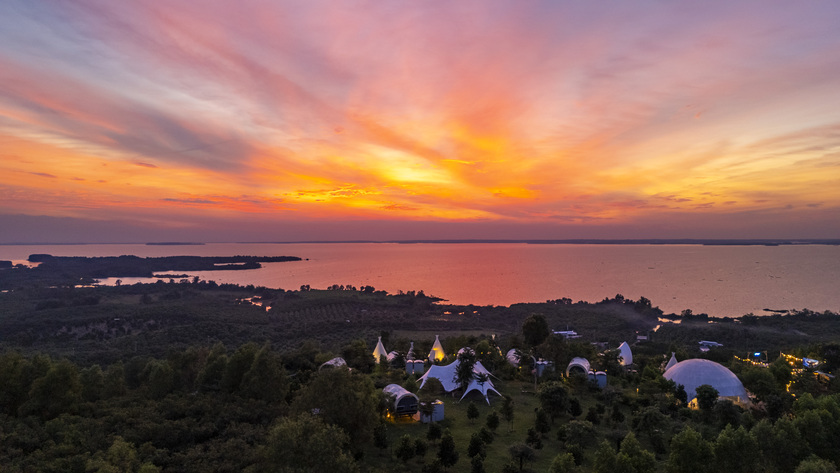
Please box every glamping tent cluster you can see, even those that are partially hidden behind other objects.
[374,335,503,414]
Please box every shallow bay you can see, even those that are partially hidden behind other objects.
[1,242,838,317]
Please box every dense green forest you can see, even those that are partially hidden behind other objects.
[1,260,839,472]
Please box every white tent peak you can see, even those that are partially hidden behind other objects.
[407,341,416,360]
[429,335,445,362]
[618,341,633,366]
[373,336,388,363]
[665,352,678,371]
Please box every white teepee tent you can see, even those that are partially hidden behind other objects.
[373,336,388,363]
[428,335,445,362]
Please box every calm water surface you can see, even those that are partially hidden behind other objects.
[1,243,838,318]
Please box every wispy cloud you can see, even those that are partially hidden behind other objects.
[1,0,839,238]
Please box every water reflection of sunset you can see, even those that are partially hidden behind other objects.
[1,1,839,241]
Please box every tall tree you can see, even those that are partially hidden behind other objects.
[522,314,550,348]
[616,432,656,473]
[291,368,379,447]
[467,401,480,424]
[260,415,358,473]
[538,381,570,422]
[549,453,576,473]
[438,430,459,472]
[501,395,515,431]
[241,344,288,402]
[508,443,535,472]
[695,384,719,412]
[395,435,416,463]
[455,350,477,392]
[714,425,760,473]
[667,426,713,473]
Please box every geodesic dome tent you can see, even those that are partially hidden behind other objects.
[663,358,749,405]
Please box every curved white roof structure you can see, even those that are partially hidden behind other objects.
[373,336,388,363]
[618,341,633,366]
[566,357,590,377]
[383,384,419,416]
[665,352,678,371]
[429,335,445,362]
[663,359,748,404]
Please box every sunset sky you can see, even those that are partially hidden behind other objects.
[1,1,839,242]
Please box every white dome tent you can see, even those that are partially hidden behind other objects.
[663,358,749,406]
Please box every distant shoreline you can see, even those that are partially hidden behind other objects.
[2,238,839,246]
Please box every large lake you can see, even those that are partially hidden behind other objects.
[1,243,838,318]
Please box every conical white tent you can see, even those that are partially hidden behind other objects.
[373,336,388,363]
[406,341,416,360]
[429,335,445,362]
[665,352,678,371]
[618,341,633,366]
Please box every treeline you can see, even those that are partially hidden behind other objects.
[0,339,386,472]
[3,337,840,473]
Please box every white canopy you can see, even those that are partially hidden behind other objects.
[373,336,388,363]
[418,358,499,404]
[319,357,347,370]
[618,341,633,366]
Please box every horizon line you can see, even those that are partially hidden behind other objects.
[2,238,840,246]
